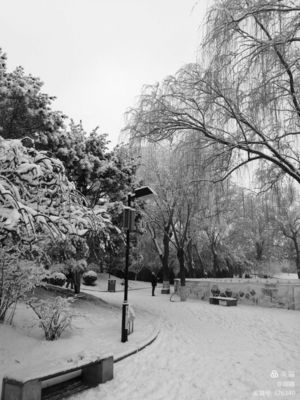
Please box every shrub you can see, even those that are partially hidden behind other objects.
[50,263,69,276]
[49,272,66,287]
[87,263,100,273]
[82,270,98,286]
[211,285,220,296]
[0,254,45,323]
[28,296,73,340]
[76,259,87,273]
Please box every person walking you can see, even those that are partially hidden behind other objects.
[151,271,157,296]
[73,267,81,294]
[65,267,74,289]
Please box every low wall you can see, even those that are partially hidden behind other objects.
[174,278,300,310]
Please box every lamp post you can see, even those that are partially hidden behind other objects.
[121,186,155,343]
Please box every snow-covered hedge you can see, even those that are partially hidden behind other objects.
[49,272,66,287]
[82,270,98,286]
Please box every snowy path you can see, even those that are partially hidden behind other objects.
[72,288,299,400]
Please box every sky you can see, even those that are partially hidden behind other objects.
[0,0,211,148]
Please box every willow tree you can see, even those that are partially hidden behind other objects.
[136,143,177,295]
[273,182,300,278]
[134,139,219,299]
[126,0,300,187]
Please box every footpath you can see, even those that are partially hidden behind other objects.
[80,274,161,362]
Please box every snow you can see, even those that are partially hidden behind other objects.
[274,273,298,280]
[0,280,156,392]
[68,288,300,400]
[0,276,299,400]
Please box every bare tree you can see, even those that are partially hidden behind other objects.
[134,141,210,298]
[274,182,300,278]
[136,143,177,294]
[126,0,300,187]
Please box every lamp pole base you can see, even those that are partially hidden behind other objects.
[121,302,128,342]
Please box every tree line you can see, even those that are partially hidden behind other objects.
[125,0,300,292]
[0,47,137,318]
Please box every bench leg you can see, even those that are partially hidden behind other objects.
[226,301,237,306]
[1,379,41,400]
[82,356,113,386]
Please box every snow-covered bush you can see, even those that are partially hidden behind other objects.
[0,136,116,256]
[76,259,87,273]
[50,263,68,274]
[82,270,98,285]
[211,285,220,296]
[87,262,100,273]
[0,245,45,323]
[28,296,73,340]
[49,272,66,287]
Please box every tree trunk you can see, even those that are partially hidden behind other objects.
[193,244,205,277]
[186,239,195,278]
[211,243,218,278]
[161,227,170,294]
[148,224,171,294]
[292,236,300,279]
[177,247,188,301]
[73,270,81,294]
[177,247,185,286]
[255,239,264,268]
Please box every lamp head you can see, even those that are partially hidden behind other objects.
[132,186,156,200]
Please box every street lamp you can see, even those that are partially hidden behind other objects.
[121,186,155,343]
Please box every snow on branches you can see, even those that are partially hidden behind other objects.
[0,136,113,246]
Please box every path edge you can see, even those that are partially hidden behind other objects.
[114,328,160,363]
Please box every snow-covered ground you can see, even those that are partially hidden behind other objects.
[0,281,157,393]
[72,286,300,400]
[1,276,299,400]
[273,273,298,280]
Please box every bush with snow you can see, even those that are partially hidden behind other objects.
[211,285,220,296]
[28,296,73,340]
[49,272,66,287]
[0,244,45,324]
[0,136,116,259]
[82,270,98,286]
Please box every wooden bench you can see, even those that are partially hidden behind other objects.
[1,353,113,400]
[209,296,237,306]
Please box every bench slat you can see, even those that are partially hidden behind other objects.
[42,377,91,400]
[210,296,236,301]
[209,296,237,306]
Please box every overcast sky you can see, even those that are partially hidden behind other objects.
[0,0,211,147]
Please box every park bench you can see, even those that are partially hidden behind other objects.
[1,353,113,400]
[209,296,237,306]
